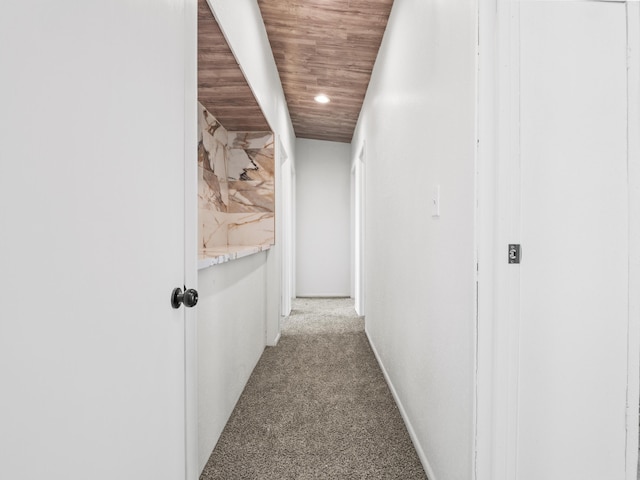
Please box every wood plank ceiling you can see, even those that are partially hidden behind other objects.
[257,0,394,143]
[198,0,270,132]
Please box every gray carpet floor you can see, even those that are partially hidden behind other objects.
[200,297,428,480]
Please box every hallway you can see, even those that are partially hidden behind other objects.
[3,1,639,479]
[200,298,426,479]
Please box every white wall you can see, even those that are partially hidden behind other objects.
[295,138,352,297]
[197,0,296,471]
[197,254,267,472]
[351,1,477,479]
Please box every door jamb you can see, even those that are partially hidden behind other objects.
[475,1,523,479]
[625,3,640,478]
[354,141,366,317]
[474,0,498,478]
[183,0,199,478]
[278,136,293,317]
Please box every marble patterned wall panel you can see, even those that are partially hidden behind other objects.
[198,102,229,250]
[226,130,275,225]
[200,167,228,212]
[227,213,275,246]
[199,208,228,250]
[198,166,228,249]
[226,148,251,181]
[226,148,276,182]
[198,103,228,181]
[198,102,275,252]
[228,180,275,213]
[243,149,275,182]
[227,131,274,183]
[228,132,274,150]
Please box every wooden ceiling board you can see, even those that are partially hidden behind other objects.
[258,0,394,143]
[198,0,270,132]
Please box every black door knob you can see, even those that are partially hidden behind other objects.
[171,287,199,309]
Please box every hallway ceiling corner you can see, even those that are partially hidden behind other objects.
[257,0,394,144]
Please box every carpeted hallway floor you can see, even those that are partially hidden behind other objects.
[200,297,428,480]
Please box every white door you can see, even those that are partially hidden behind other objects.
[0,2,193,479]
[515,2,631,478]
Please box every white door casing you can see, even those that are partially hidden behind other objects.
[354,142,366,316]
[625,4,640,479]
[0,2,196,479]
[279,136,293,318]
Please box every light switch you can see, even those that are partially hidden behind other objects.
[432,185,440,217]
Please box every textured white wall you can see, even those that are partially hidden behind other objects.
[197,253,267,472]
[295,138,352,297]
[351,1,477,479]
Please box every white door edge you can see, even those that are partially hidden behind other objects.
[625,3,640,479]
[183,0,199,478]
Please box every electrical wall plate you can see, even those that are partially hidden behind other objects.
[432,184,440,217]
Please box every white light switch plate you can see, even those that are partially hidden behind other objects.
[432,184,440,217]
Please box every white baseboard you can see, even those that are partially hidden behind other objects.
[295,294,351,298]
[266,332,281,347]
[365,327,438,480]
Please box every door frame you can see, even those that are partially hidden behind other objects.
[625,3,640,478]
[475,1,522,478]
[279,136,295,317]
[475,2,640,479]
[352,141,366,316]
[184,0,199,478]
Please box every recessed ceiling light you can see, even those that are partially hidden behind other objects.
[314,94,330,104]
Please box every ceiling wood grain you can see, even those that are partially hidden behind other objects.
[258,0,394,143]
[198,0,270,132]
